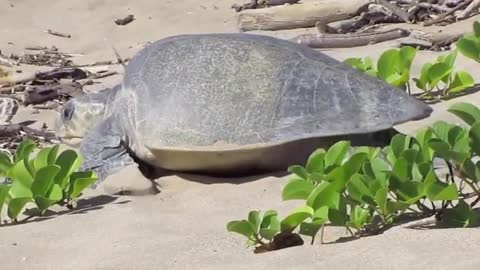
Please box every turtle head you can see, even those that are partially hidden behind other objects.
[55,86,118,146]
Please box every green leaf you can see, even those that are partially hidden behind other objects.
[6,160,34,190]
[0,184,10,217]
[306,181,340,210]
[441,200,477,228]
[469,121,480,155]
[34,195,59,213]
[47,145,60,165]
[415,62,433,91]
[259,210,280,241]
[448,71,475,94]
[67,171,98,199]
[305,148,326,174]
[346,205,372,230]
[437,50,457,70]
[54,149,83,189]
[347,174,375,205]
[226,220,255,239]
[474,21,480,37]
[31,165,61,197]
[0,151,13,174]
[324,141,351,169]
[287,165,309,180]
[298,206,328,240]
[7,197,32,219]
[328,195,348,226]
[423,168,458,201]
[456,38,480,61]
[395,181,424,204]
[280,205,314,232]
[248,211,261,235]
[427,62,452,88]
[33,147,54,172]
[461,158,480,183]
[14,138,36,163]
[448,102,480,126]
[282,178,315,201]
[377,49,400,80]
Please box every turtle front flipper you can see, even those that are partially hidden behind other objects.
[78,117,134,188]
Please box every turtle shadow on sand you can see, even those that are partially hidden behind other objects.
[0,195,131,227]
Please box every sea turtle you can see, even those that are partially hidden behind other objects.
[55,33,432,187]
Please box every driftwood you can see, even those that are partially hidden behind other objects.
[423,0,473,26]
[237,0,370,31]
[379,13,480,49]
[457,0,480,19]
[23,82,84,106]
[0,122,56,140]
[44,29,71,38]
[232,0,300,12]
[376,0,411,23]
[290,28,410,48]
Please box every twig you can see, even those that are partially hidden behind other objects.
[0,123,56,139]
[376,0,411,23]
[0,54,18,67]
[290,28,410,48]
[89,71,118,79]
[423,0,472,26]
[44,29,71,38]
[457,0,480,19]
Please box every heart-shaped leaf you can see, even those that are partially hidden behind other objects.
[7,197,32,219]
[288,165,309,181]
[324,141,351,169]
[448,71,474,94]
[280,205,314,232]
[54,150,83,189]
[282,178,315,201]
[456,38,480,62]
[31,165,61,197]
[305,148,326,174]
[67,171,98,199]
[448,102,480,126]
[226,220,256,240]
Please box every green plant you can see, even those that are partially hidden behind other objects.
[413,50,474,100]
[344,46,417,93]
[344,21,480,101]
[456,21,480,63]
[227,102,480,253]
[0,138,97,222]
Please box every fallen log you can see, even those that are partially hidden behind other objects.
[23,82,84,106]
[237,0,370,32]
[0,123,56,140]
[289,28,410,48]
[380,13,480,48]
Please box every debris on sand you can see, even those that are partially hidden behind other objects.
[115,14,135,25]
[234,0,480,50]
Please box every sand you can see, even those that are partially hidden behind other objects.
[1,0,480,269]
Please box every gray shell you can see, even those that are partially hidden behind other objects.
[120,33,431,152]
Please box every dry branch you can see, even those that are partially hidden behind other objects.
[457,0,480,19]
[23,82,84,106]
[232,0,300,12]
[0,123,56,140]
[237,0,370,31]
[44,29,71,38]
[290,28,410,48]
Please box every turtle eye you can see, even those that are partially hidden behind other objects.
[62,103,75,121]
